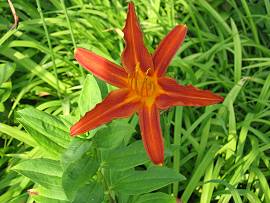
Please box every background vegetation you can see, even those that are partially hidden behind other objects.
[0,0,269,202]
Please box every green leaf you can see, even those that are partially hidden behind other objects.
[104,141,149,170]
[182,145,220,203]
[62,155,99,201]
[61,138,93,169]
[0,62,15,85]
[135,192,175,203]
[78,74,102,137]
[12,159,63,190]
[72,181,104,203]
[9,193,28,203]
[17,107,71,157]
[94,121,135,149]
[112,166,186,195]
[32,196,68,203]
[231,18,242,83]
[0,81,12,103]
[0,123,38,147]
[79,74,102,116]
[31,186,69,203]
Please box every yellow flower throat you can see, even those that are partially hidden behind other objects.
[127,64,156,97]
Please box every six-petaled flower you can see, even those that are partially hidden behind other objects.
[70,2,223,165]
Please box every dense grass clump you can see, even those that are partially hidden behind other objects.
[0,1,269,203]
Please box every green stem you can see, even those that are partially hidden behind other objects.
[60,0,85,80]
[241,0,260,45]
[98,169,116,203]
[173,106,183,197]
[36,0,61,98]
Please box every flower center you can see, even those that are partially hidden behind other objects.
[127,64,156,97]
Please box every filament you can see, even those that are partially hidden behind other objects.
[128,65,155,97]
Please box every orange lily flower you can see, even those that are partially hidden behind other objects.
[71,2,223,165]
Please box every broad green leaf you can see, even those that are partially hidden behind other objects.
[94,121,135,149]
[31,186,69,203]
[0,62,15,85]
[61,138,93,169]
[112,166,186,195]
[12,159,63,190]
[78,74,102,137]
[17,107,71,157]
[15,122,63,157]
[135,192,175,203]
[32,196,69,203]
[79,74,102,116]
[103,141,149,170]
[72,181,104,203]
[62,155,99,201]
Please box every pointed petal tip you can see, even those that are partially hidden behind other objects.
[74,47,80,54]
[122,0,153,73]
[156,162,163,166]
[74,47,83,61]
[70,125,79,137]
[177,24,188,29]
[176,24,188,35]
[151,158,164,165]
[210,92,224,104]
[128,1,135,8]
[153,24,188,76]
[217,94,224,103]
[157,77,225,108]
[139,104,164,166]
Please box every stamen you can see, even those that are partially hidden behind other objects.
[145,68,151,76]
[134,68,139,94]
[128,65,155,97]
[141,68,152,96]
[145,78,148,96]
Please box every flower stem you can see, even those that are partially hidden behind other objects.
[173,106,183,197]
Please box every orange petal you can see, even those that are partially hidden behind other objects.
[153,25,187,76]
[71,89,140,136]
[121,2,153,73]
[156,77,224,109]
[75,48,128,88]
[138,104,164,165]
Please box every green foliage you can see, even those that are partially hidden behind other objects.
[17,107,71,158]
[112,166,186,195]
[103,141,149,170]
[0,62,15,112]
[134,192,176,203]
[0,0,269,203]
